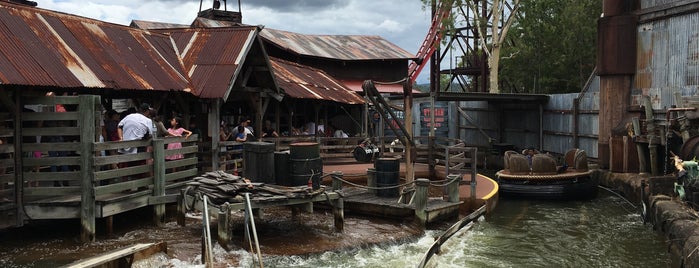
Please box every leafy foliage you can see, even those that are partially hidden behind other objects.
[499,0,601,94]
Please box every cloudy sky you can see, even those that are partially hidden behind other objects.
[37,0,433,83]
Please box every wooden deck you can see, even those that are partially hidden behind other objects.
[322,158,499,223]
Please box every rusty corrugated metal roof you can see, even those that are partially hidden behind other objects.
[130,20,189,30]
[191,17,240,28]
[270,57,365,104]
[0,2,191,91]
[260,28,415,61]
[158,27,259,99]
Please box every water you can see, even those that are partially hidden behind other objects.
[259,192,672,268]
[0,191,673,267]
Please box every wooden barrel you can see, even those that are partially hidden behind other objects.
[274,151,290,185]
[374,158,400,197]
[289,142,322,189]
[243,142,275,183]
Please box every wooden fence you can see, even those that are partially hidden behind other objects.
[0,95,200,241]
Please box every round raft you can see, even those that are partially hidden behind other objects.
[495,148,598,200]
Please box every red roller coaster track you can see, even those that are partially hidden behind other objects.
[408,1,451,84]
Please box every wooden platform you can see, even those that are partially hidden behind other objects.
[323,159,499,216]
[341,187,462,224]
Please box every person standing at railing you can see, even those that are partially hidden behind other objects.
[219,121,232,171]
[117,103,154,169]
[165,116,192,162]
[232,125,247,175]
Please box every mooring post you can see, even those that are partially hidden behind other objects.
[414,178,429,225]
[153,139,166,227]
[332,171,343,191]
[177,188,186,226]
[333,195,344,232]
[447,174,461,203]
[217,203,230,250]
[367,168,376,194]
[79,95,97,243]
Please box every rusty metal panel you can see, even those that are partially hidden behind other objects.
[633,12,699,110]
[191,17,238,28]
[130,20,188,30]
[271,57,364,104]
[159,27,258,98]
[260,28,415,61]
[0,2,190,92]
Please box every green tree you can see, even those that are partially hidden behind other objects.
[499,0,601,94]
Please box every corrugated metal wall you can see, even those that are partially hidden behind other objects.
[634,11,699,109]
[448,75,601,158]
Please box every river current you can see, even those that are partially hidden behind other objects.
[0,191,673,267]
[262,191,672,268]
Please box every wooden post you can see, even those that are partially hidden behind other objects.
[332,171,343,191]
[13,87,24,227]
[79,95,97,243]
[333,196,344,232]
[447,174,460,203]
[177,188,186,226]
[632,117,648,174]
[105,216,113,236]
[217,203,230,250]
[367,168,376,194]
[470,147,478,200]
[210,99,221,171]
[404,80,414,183]
[152,139,165,227]
[414,178,429,225]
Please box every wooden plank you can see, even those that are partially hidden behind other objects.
[99,194,150,217]
[22,127,80,136]
[22,171,80,181]
[0,173,14,183]
[164,157,197,169]
[22,142,80,152]
[94,165,152,182]
[94,151,152,166]
[148,194,178,205]
[0,144,12,154]
[24,186,81,196]
[23,204,80,219]
[93,139,151,151]
[64,242,167,268]
[164,168,197,182]
[22,156,80,166]
[21,111,78,121]
[94,177,153,196]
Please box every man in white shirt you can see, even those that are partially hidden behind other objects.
[231,116,254,138]
[117,103,154,154]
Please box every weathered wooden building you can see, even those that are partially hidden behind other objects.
[134,6,415,137]
[0,1,292,239]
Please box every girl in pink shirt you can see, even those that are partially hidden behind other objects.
[166,117,192,161]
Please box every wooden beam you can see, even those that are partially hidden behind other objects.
[14,87,23,227]
[152,139,166,227]
[64,242,167,268]
[79,95,97,243]
[210,99,221,171]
